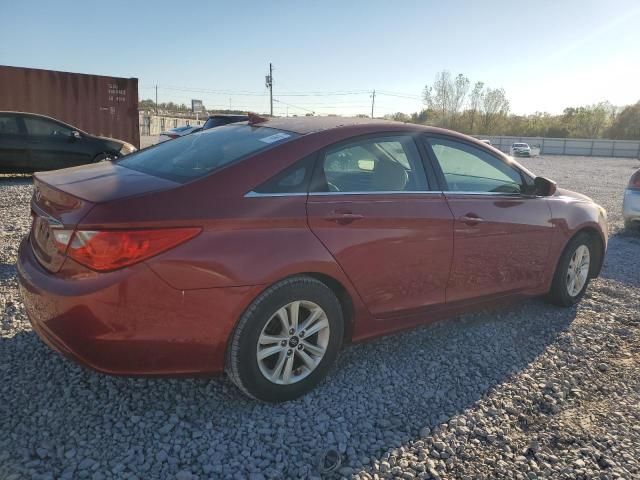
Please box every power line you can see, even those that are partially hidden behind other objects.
[377,91,422,100]
[273,99,315,114]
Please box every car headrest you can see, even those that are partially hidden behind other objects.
[371,159,408,192]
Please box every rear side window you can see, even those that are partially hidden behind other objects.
[253,155,316,194]
[118,125,298,183]
[313,135,428,193]
[24,117,73,137]
[0,115,21,135]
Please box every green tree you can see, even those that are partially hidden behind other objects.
[562,102,615,138]
[608,101,640,139]
[467,81,484,133]
[480,88,509,134]
[385,112,411,122]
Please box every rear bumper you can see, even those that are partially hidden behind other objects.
[623,188,640,223]
[17,236,262,376]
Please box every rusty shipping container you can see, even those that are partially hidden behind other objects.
[0,65,139,148]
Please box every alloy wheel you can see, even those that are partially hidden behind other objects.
[566,245,590,297]
[256,301,330,385]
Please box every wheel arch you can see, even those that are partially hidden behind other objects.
[302,272,355,344]
[226,271,358,359]
[557,226,605,279]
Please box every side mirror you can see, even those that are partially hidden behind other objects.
[71,130,81,140]
[534,176,557,196]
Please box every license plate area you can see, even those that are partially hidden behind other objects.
[30,211,66,272]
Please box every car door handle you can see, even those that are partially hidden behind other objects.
[324,211,364,224]
[459,214,485,226]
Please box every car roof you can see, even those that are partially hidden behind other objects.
[0,111,85,133]
[206,114,249,120]
[253,116,500,145]
[258,116,403,134]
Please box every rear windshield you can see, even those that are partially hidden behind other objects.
[513,143,529,147]
[118,124,298,183]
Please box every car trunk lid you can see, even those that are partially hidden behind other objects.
[30,163,180,272]
[30,177,95,273]
[34,162,180,203]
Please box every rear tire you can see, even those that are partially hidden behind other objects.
[548,232,594,307]
[226,276,344,402]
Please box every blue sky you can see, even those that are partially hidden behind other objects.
[1,0,639,116]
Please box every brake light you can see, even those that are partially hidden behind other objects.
[65,228,201,272]
[168,134,179,139]
[629,170,640,189]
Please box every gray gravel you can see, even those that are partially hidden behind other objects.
[1,155,639,480]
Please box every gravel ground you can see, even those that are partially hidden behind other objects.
[1,155,639,480]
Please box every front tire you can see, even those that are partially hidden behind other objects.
[226,276,344,402]
[548,232,593,307]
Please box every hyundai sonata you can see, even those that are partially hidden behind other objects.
[18,116,607,401]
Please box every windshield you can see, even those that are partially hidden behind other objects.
[119,124,298,183]
[513,143,529,147]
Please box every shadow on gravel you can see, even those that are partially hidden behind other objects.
[1,299,578,478]
[598,232,640,288]
[0,262,17,281]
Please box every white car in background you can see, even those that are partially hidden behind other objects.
[511,142,532,157]
[623,168,640,232]
[158,125,201,143]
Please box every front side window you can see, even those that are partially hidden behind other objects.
[426,137,524,194]
[118,124,298,183]
[24,117,73,137]
[0,115,20,135]
[314,135,427,193]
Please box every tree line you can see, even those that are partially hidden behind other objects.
[385,71,640,140]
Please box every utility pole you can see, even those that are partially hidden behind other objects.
[265,63,273,116]
[370,89,376,118]
[155,84,158,115]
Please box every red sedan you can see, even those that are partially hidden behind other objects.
[17,117,608,401]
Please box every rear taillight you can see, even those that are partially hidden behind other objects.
[168,134,179,139]
[63,228,201,272]
[629,170,640,189]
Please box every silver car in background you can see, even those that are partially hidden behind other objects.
[511,142,532,157]
[623,168,640,231]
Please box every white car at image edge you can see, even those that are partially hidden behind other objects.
[623,168,640,231]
